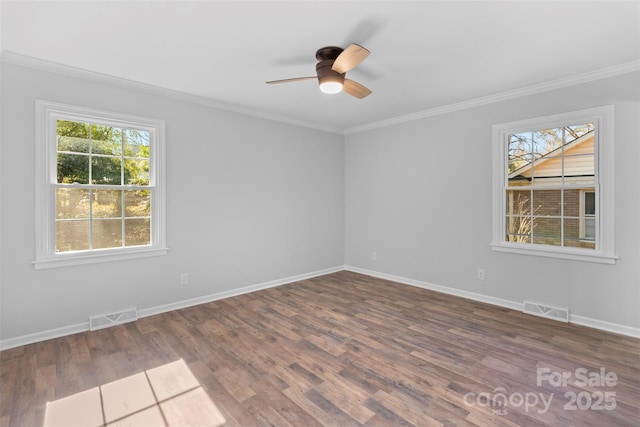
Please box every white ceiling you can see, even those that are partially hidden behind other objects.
[2,1,639,133]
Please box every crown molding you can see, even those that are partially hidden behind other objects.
[343,60,640,135]
[0,50,343,135]
[2,51,638,136]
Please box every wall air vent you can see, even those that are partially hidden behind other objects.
[523,301,569,323]
[89,308,138,331]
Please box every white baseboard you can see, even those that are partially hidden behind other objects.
[0,266,344,351]
[569,314,640,338]
[0,322,89,351]
[344,265,640,339]
[137,266,344,319]
[2,264,638,350]
[344,266,523,311]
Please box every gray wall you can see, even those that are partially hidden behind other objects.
[345,71,640,329]
[2,62,638,344]
[0,62,345,341]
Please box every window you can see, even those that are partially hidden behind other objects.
[35,101,167,269]
[491,106,615,264]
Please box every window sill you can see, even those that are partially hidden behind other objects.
[32,246,169,270]
[490,243,617,265]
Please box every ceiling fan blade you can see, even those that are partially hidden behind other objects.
[343,79,372,99]
[266,76,316,84]
[332,43,370,74]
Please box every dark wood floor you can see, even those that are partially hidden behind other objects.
[1,271,639,426]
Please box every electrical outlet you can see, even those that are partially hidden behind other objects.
[476,269,485,281]
[180,273,189,285]
[372,252,377,261]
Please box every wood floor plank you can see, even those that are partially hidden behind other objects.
[1,271,639,426]
[367,389,442,427]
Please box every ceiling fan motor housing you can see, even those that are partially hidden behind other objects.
[315,46,344,61]
[315,46,346,89]
[316,59,345,88]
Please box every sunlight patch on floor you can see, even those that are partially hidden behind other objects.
[43,359,225,427]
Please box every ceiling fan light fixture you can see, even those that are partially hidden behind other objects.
[319,77,343,94]
[317,59,344,95]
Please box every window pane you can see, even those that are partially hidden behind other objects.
[584,192,596,215]
[125,218,151,246]
[529,128,563,185]
[57,120,90,153]
[57,153,90,184]
[506,190,531,215]
[506,216,532,243]
[56,188,90,219]
[91,125,122,156]
[124,159,149,185]
[532,189,560,217]
[566,123,595,142]
[584,217,596,240]
[532,217,561,246]
[563,190,580,218]
[56,220,90,252]
[58,135,90,154]
[530,152,564,185]
[125,190,151,217]
[532,128,563,158]
[92,218,122,249]
[564,218,596,249]
[124,129,150,158]
[564,155,595,187]
[91,156,122,185]
[563,217,580,243]
[92,190,122,218]
[508,133,531,176]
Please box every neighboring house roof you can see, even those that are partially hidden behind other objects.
[508,131,595,181]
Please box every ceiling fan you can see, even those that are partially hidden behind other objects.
[267,44,372,99]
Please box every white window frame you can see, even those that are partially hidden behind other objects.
[34,100,168,269]
[491,105,616,264]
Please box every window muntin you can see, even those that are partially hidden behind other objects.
[35,101,167,269]
[491,106,615,264]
